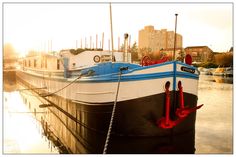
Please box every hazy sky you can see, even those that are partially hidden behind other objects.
[3,2,233,56]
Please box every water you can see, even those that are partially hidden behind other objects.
[195,75,233,154]
[2,72,233,154]
[3,71,59,154]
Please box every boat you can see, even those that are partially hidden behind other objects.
[198,67,210,75]
[16,47,203,153]
[212,66,225,76]
[15,6,203,153]
[224,67,233,77]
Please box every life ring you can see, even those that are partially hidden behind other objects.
[93,55,101,63]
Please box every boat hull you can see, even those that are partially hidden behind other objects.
[16,61,200,153]
[17,74,198,153]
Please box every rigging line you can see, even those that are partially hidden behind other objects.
[103,70,122,154]
[40,74,83,97]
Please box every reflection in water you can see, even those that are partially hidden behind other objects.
[195,75,233,154]
[3,70,17,92]
[17,80,104,153]
[210,76,233,84]
[3,71,59,154]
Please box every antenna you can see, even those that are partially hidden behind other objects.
[80,38,82,48]
[102,32,104,50]
[96,34,98,50]
[118,37,120,51]
[85,37,87,49]
[90,36,92,49]
[109,3,114,61]
[173,13,178,60]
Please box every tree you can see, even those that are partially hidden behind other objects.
[139,47,152,59]
[176,50,185,62]
[129,42,139,62]
[3,43,18,68]
[4,43,17,59]
[214,53,233,67]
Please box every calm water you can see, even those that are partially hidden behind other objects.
[3,71,59,154]
[195,75,233,154]
[3,72,233,154]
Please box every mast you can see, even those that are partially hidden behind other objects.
[173,13,178,60]
[109,3,114,61]
[85,37,87,49]
[96,34,98,50]
[102,32,104,50]
[80,38,82,48]
[118,36,120,51]
[90,36,92,49]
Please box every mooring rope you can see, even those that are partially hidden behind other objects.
[103,70,123,154]
[40,74,83,97]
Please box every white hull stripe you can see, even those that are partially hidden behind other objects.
[17,71,198,104]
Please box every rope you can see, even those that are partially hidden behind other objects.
[103,70,122,154]
[40,74,83,97]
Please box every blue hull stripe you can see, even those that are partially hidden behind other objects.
[173,62,177,91]
[79,71,199,83]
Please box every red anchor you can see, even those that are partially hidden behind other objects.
[157,81,203,129]
[157,82,184,129]
[175,81,203,118]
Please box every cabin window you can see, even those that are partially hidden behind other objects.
[41,59,43,68]
[57,59,60,70]
[34,59,37,68]
[45,59,47,69]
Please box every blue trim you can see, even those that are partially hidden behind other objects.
[78,71,199,83]
[173,62,177,90]
[80,71,174,83]
[80,61,177,77]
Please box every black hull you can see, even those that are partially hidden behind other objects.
[16,75,198,154]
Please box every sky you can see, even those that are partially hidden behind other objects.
[3,2,233,56]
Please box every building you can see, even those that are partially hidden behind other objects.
[138,25,183,53]
[184,46,213,63]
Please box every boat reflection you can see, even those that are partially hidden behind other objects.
[3,76,59,154]
[17,79,93,153]
[211,76,233,84]
[3,70,17,92]
[17,81,72,153]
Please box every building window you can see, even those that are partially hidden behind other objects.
[41,59,43,68]
[192,52,198,57]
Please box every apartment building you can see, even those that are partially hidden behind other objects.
[138,25,183,53]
